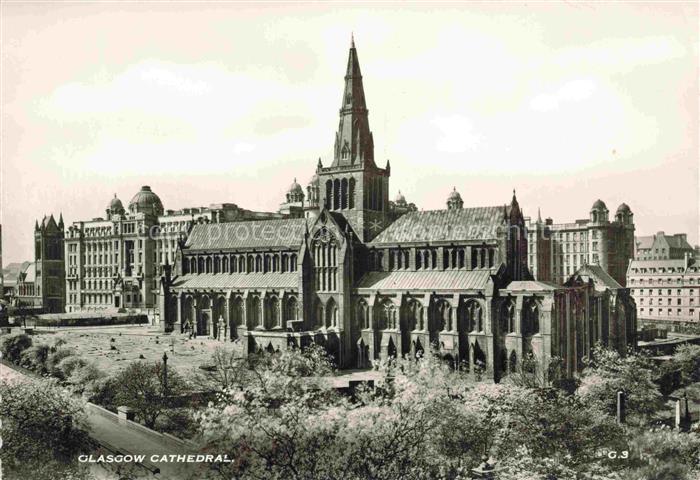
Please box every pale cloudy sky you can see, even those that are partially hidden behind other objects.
[1,2,698,264]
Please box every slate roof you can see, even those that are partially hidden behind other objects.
[503,280,561,292]
[185,218,307,251]
[665,235,693,250]
[370,207,505,245]
[629,259,688,270]
[172,273,298,291]
[635,235,654,250]
[356,269,492,292]
[568,264,622,290]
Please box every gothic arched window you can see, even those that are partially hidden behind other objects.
[502,300,516,334]
[465,300,482,332]
[341,178,348,209]
[357,299,369,329]
[523,300,539,336]
[312,228,338,292]
[349,178,356,209]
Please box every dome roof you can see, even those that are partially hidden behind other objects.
[395,190,406,204]
[448,187,462,201]
[108,194,124,213]
[591,199,607,211]
[288,178,303,194]
[616,203,631,213]
[129,186,163,216]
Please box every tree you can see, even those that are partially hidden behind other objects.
[577,346,662,423]
[0,378,94,480]
[67,361,106,395]
[624,426,700,480]
[197,346,346,480]
[197,346,249,392]
[670,344,700,386]
[9,303,40,328]
[112,360,188,429]
[0,331,32,363]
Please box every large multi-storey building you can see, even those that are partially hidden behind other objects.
[64,188,290,314]
[526,201,635,286]
[634,231,694,260]
[16,215,65,313]
[627,254,700,329]
[159,39,636,381]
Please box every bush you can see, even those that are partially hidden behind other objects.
[160,409,199,438]
[19,343,51,373]
[84,376,119,409]
[0,332,32,363]
[45,347,74,379]
[33,314,147,327]
[0,378,94,480]
[67,362,105,395]
[56,355,88,379]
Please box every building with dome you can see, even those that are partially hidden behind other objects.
[525,199,635,286]
[64,185,293,314]
[157,39,636,381]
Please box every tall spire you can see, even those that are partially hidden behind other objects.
[332,35,374,168]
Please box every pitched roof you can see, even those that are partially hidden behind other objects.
[185,218,307,251]
[356,269,492,292]
[569,264,622,290]
[2,261,31,282]
[503,280,561,292]
[629,259,688,269]
[665,235,693,250]
[635,235,654,249]
[20,262,36,283]
[370,207,505,245]
[172,272,298,291]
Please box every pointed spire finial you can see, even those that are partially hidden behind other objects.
[351,32,355,49]
[537,207,542,222]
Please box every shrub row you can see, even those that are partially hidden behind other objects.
[33,314,148,327]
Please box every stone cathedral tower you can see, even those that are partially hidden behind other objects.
[317,36,390,242]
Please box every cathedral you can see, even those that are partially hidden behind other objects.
[160,38,637,381]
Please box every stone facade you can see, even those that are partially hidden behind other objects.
[17,215,65,313]
[627,255,700,328]
[64,187,287,314]
[635,231,694,260]
[158,40,636,381]
[526,201,635,286]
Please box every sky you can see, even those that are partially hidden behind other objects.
[1,2,698,265]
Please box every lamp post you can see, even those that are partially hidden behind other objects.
[162,351,168,394]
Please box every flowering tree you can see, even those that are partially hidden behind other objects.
[577,346,663,423]
[0,379,94,480]
[112,360,188,428]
